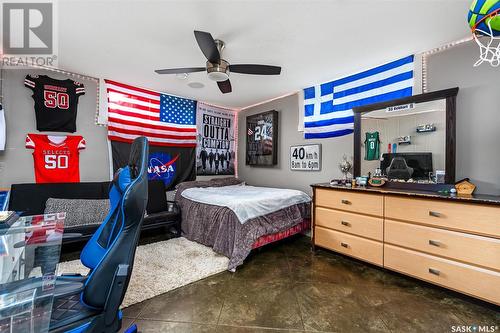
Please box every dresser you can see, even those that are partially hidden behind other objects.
[311,184,500,305]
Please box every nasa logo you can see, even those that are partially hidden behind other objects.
[147,152,179,186]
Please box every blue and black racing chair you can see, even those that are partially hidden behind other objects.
[49,136,149,333]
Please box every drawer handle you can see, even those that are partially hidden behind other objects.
[340,242,349,248]
[428,239,441,247]
[341,221,351,227]
[429,211,441,217]
[341,199,351,205]
[428,268,440,276]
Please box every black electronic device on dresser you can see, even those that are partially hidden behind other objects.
[380,152,433,180]
[8,180,181,245]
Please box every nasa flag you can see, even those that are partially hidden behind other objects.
[106,80,197,189]
[111,140,196,190]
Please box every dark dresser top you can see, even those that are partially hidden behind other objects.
[311,183,500,206]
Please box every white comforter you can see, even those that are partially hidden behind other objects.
[181,185,311,223]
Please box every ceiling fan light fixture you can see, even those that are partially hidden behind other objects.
[207,59,229,82]
[207,71,229,82]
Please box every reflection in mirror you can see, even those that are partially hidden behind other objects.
[360,99,446,184]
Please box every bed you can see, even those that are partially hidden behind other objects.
[175,178,311,271]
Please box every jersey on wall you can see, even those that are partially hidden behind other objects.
[0,105,5,151]
[24,75,85,132]
[26,134,86,183]
[364,131,380,161]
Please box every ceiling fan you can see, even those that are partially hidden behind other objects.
[155,30,282,94]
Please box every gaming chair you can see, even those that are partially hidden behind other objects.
[48,136,149,333]
[386,156,414,181]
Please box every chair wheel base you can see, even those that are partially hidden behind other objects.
[124,323,137,333]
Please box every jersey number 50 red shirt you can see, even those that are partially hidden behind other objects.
[26,134,86,183]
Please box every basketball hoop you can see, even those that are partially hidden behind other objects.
[471,9,500,67]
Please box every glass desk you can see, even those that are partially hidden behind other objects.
[0,213,69,333]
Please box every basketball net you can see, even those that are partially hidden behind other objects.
[472,10,500,67]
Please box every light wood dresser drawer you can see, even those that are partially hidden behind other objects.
[315,188,383,217]
[385,219,500,271]
[384,244,500,305]
[315,226,383,266]
[385,196,500,238]
[315,207,383,241]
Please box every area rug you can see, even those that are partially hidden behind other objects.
[56,237,229,307]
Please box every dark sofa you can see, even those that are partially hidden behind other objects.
[8,180,180,244]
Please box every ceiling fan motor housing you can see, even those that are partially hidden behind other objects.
[207,59,229,82]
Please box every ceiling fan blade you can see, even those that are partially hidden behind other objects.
[217,79,232,94]
[194,30,220,63]
[155,67,205,75]
[229,64,281,75]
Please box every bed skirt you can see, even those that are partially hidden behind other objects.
[251,218,310,249]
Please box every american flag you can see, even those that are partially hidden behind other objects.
[105,80,197,147]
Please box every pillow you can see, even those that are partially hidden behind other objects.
[175,180,213,190]
[44,198,110,228]
[210,177,243,187]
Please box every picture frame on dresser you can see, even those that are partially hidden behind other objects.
[352,88,459,190]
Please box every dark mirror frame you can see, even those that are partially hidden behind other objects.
[353,87,459,188]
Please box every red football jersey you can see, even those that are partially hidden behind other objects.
[26,134,86,183]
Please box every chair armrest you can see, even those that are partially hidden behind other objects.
[57,274,87,283]
[62,233,83,240]
[53,279,85,298]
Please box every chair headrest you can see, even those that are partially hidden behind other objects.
[128,136,148,179]
[111,137,148,193]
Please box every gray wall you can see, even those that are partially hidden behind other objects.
[237,94,353,195]
[427,41,500,195]
[238,42,500,195]
[0,68,110,187]
[0,68,231,190]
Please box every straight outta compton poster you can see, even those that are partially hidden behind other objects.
[196,102,236,176]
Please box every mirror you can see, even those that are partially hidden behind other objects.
[353,88,458,187]
[361,100,445,183]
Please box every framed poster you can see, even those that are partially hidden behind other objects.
[290,144,321,171]
[196,102,236,176]
[246,110,278,166]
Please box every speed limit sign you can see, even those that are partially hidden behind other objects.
[290,144,321,171]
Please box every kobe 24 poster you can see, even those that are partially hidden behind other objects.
[246,110,278,166]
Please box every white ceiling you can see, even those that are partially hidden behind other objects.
[57,0,471,109]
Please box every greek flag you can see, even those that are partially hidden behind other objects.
[303,55,414,139]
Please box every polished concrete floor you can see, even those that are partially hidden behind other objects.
[120,235,499,333]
